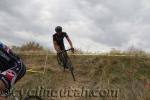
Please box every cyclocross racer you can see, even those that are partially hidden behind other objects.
[53,26,74,67]
[0,42,26,100]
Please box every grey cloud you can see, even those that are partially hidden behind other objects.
[0,0,48,35]
[74,0,150,49]
[0,0,150,51]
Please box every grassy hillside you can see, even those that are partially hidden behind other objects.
[14,54,150,100]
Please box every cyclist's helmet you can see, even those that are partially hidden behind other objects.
[55,26,62,33]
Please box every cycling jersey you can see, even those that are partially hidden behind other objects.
[53,32,68,50]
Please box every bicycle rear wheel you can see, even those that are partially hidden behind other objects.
[23,96,43,100]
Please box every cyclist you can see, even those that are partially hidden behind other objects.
[0,42,26,100]
[53,26,74,67]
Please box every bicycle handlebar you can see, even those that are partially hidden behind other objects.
[58,48,74,54]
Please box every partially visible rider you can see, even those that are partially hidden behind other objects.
[0,42,26,100]
[53,26,74,67]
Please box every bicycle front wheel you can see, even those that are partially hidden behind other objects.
[66,57,76,81]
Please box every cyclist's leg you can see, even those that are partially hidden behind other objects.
[64,51,68,58]
[0,96,6,100]
[0,80,6,100]
[57,53,62,64]
[58,47,66,66]
[63,52,69,68]
[0,80,5,93]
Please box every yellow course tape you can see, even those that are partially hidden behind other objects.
[27,69,44,74]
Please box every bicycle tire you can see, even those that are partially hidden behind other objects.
[23,96,43,100]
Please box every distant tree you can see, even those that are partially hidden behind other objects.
[11,41,55,54]
[20,41,44,51]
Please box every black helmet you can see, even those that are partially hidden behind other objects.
[55,26,62,32]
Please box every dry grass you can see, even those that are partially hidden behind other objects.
[14,54,150,100]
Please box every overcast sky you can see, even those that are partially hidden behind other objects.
[0,0,150,52]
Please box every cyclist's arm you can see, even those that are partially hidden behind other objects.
[66,36,73,49]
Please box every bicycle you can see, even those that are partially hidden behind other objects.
[57,48,76,81]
